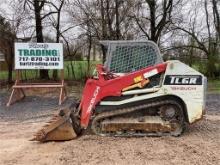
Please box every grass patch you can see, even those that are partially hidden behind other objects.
[208,79,220,93]
[1,61,220,94]
[63,61,100,80]
[0,60,101,81]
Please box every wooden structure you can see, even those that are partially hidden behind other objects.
[7,70,67,107]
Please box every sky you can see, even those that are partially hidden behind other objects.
[0,0,80,43]
[0,0,214,47]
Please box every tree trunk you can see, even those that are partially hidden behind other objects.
[70,61,75,79]
[101,0,108,63]
[115,0,120,39]
[34,0,49,79]
[53,0,64,80]
[93,45,96,61]
[87,31,92,75]
[212,0,220,40]
[148,0,157,42]
[6,41,14,84]
[7,59,13,83]
[101,45,107,64]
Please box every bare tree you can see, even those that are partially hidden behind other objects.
[67,0,135,63]
[212,0,220,40]
[169,0,219,77]
[0,15,16,83]
[46,0,65,79]
[132,0,181,43]
[22,0,61,79]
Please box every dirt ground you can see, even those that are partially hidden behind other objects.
[0,89,220,165]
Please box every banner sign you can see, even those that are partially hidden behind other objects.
[15,43,63,69]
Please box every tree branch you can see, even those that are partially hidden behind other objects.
[173,26,209,54]
[41,11,58,20]
[132,16,150,39]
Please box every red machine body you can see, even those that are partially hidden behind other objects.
[79,63,167,127]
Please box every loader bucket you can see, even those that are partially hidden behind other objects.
[31,108,77,142]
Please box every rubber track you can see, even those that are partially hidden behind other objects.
[91,99,184,137]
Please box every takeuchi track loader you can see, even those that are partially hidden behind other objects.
[31,41,207,142]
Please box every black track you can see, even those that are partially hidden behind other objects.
[91,99,185,137]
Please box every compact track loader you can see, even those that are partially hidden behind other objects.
[31,41,207,142]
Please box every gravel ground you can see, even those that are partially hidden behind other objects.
[0,89,219,165]
[0,87,80,121]
[206,94,220,115]
[0,95,76,121]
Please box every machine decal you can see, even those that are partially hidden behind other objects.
[143,69,158,78]
[164,75,202,85]
[87,86,100,113]
[170,86,196,90]
[134,75,143,83]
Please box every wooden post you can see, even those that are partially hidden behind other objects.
[7,69,67,107]
[59,69,67,105]
[7,70,25,107]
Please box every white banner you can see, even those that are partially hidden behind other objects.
[15,43,63,69]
